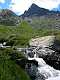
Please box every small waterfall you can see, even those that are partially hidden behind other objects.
[28,53,60,80]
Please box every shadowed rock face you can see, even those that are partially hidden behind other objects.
[43,51,60,70]
[52,40,60,52]
[16,58,38,68]
[16,58,38,80]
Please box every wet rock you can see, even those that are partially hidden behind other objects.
[35,72,45,80]
[52,40,60,51]
[43,53,60,70]
[25,63,38,80]
[16,58,38,80]
[16,58,38,68]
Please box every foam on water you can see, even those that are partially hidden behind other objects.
[28,54,60,80]
[46,76,60,80]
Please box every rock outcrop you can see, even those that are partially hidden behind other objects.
[28,36,55,57]
[29,36,55,47]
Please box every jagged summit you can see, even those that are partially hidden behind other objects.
[21,4,49,17]
[21,3,60,18]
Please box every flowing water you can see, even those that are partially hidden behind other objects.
[28,53,60,80]
[1,39,60,80]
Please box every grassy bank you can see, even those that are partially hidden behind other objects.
[0,48,31,80]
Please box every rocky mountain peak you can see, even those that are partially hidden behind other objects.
[21,3,60,18]
[21,4,50,17]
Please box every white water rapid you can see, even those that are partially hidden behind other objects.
[28,53,60,80]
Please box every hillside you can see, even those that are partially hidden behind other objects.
[27,16,60,29]
[20,4,60,30]
[0,21,36,47]
[0,21,60,47]
[0,9,20,26]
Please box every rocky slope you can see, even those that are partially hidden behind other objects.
[0,9,20,26]
[20,4,60,30]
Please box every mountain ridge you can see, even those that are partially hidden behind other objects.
[21,4,60,18]
[0,9,20,26]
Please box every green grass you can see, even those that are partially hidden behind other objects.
[0,59,30,80]
[0,20,60,47]
[0,21,37,47]
[0,48,31,80]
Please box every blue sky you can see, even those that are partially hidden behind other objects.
[0,0,60,15]
[0,0,11,9]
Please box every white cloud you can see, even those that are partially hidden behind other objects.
[9,0,33,15]
[9,0,60,15]
[0,0,5,3]
[34,0,60,10]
